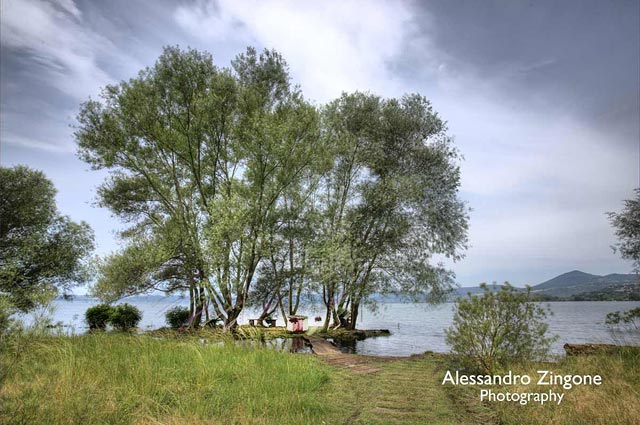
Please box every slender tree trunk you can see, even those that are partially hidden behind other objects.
[349,300,359,330]
[322,284,334,332]
[223,308,240,331]
[192,286,206,328]
[331,305,342,329]
[189,285,195,317]
[277,295,288,326]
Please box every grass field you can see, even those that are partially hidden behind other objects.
[1,333,333,424]
[1,332,638,424]
[488,348,640,425]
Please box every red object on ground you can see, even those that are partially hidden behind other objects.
[292,318,303,332]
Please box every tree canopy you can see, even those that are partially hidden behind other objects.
[0,166,94,313]
[76,46,468,330]
[608,188,640,273]
[313,92,468,329]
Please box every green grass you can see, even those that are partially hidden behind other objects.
[323,355,493,424]
[443,347,640,425]
[1,333,333,424]
[2,333,638,424]
[489,348,640,425]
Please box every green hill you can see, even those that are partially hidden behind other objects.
[456,271,639,300]
[531,270,638,298]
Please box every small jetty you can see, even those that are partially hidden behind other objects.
[303,336,382,374]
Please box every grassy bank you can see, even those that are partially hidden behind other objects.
[1,333,332,424]
[1,333,638,424]
[444,347,640,425]
[494,348,639,425]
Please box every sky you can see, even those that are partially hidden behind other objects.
[1,0,639,288]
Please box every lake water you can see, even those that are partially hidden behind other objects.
[20,297,640,357]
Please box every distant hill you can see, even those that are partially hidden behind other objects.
[532,270,599,291]
[531,270,638,298]
[455,270,639,300]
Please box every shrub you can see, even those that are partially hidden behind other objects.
[165,306,191,329]
[445,283,556,373]
[606,307,640,329]
[85,304,114,330]
[109,303,142,332]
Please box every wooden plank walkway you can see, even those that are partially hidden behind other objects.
[303,336,382,374]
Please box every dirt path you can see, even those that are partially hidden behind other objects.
[305,335,490,424]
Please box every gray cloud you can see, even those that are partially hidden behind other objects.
[409,0,640,144]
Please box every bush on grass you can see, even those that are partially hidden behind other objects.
[445,283,556,373]
[605,307,640,329]
[85,304,114,330]
[165,306,191,329]
[109,303,142,332]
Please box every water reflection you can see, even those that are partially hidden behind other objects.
[327,338,357,354]
[199,337,312,354]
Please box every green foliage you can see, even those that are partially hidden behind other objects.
[75,46,467,331]
[605,190,640,334]
[109,304,142,332]
[91,241,174,302]
[607,188,640,273]
[165,306,191,328]
[0,166,94,313]
[314,92,468,329]
[76,46,322,328]
[445,283,556,373]
[85,304,114,330]
[605,307,640,329]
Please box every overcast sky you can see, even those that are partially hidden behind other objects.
[1,0,639,287]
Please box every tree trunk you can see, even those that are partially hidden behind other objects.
[192,286,206,328]
[224,309,240,332]
[322,284,334,332]
[348,300,359,330]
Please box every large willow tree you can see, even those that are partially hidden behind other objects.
[314,92,468,330]
[76,47,320,329]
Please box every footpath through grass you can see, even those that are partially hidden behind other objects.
[324,355,493,424]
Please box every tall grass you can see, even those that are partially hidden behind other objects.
[494,347,640,425]
[445,347,640,425]
[2,332,637,424]
[1,333,331,424]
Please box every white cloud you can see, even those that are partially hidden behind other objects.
[446,99,636,199]
[2,132,75,153]
[174,0,416,102]
[55,0,82,18]
[425,61,638,284]
[0,0,113,100]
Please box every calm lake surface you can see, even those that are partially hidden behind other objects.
[23,297,640,356]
